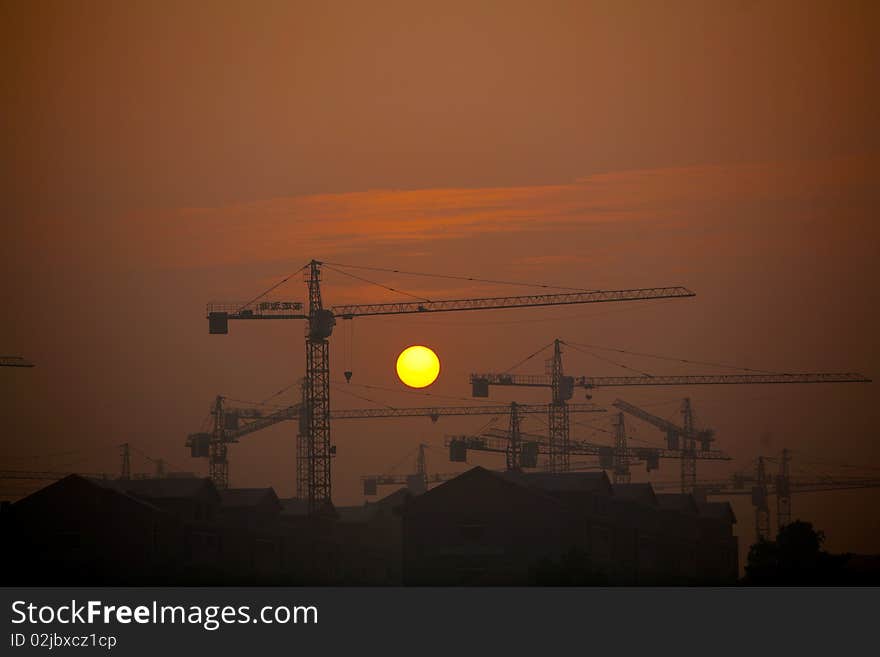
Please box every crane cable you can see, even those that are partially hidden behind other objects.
[323,263,432,303]
[260,381,301,406]
[236,264,309,313]
[503,341,556,374]
[330,383,397,410]
[322,261,599,293]
[563,340,782,375]
[383,444,421,476]
[229,377,508,410]
[330,379,503,405]
[530,413,667,449]
[563,341,653,377]
[128,443,188,475]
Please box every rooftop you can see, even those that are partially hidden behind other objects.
[219,487,279,509]
[98,477,217,501]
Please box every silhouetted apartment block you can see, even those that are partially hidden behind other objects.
[1,468,737,585]
[695,501,738,583]
[608,483,662,583]
[99,476,227,575]
[1,475,178,584]
[276,497,347,584]
[213,488,284,577]
[336,487,411,584]
[400,467,738,585]
[219,487,282,524]
[1,475,296,584]
[400,467,575,584]
[101,477,220,523]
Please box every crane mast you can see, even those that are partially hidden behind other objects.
[776,448,792,530]
[209,395,228,489]
[507,402,522,472]
[208,262,693,512]
[548,340,569,472]
[304,261,333,513]
[611,412,630,483]
[120,443,131,481]
[681,399,696,494]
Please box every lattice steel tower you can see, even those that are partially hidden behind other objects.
[680,398,697,493]
[776,448,792,531]
[548,340,571,472]
[303,261,335,514]
[611,412,631,484]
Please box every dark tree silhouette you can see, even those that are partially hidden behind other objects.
[744,520,856,585]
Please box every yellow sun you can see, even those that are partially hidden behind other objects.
[396,345,441,388]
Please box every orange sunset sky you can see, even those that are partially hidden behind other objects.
[2,1,879,566]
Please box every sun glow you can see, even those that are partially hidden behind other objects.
[396,345,441,388]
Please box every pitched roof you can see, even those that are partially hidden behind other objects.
[697,501,737,523]
[611,483,657,506]
[338,487,412,523]
[278,497,310,517]
[405,466,565,514]
[219,487,280,509]
[501,470,612,495]
[656,493,699,514]
[18,475,162,513]
[99,477,218,502]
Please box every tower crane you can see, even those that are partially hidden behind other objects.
[186,396,303,490]
[187,391,605,492]
[361,444,458,497]
[612,398,715,493]
[470,338,869,474]
[0,444,172,501]
[652,449,880,542]
[207,260,694,512]
[119,442,171,480]
[0,356,34,367]
[445,403,729,483]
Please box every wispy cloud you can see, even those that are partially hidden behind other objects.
[19,154,875,274]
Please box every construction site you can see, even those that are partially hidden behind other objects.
[2,260,877,585]
[5,14,880,657]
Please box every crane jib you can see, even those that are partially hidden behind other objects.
[331,287,695,318]
[469,372,871,390]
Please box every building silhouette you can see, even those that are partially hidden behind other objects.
[1,468,739,585]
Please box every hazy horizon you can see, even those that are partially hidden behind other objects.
[2,0,878,568]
